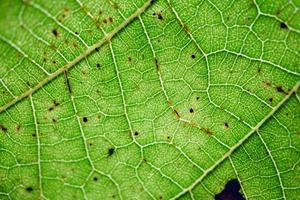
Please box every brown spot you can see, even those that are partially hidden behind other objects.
[159,196,163,200]
[52,118,57,123]
[196,96,200,100]
[108,17,113,23]
[183,24,190,33]
[224,122,229,128]
[155,58,160,70]
[52,60,57,64]
[16,124,21,132]
[128,57,132,62]
[64,71,72,94]
[276,86,288,95]
[0,124,8,133]
[83,117,88,123]
[52,29,59,37]
[43,58,47,62]
[157,13,164,20]
[48,100,60,112]
[103,19,108,24]
[201,127,213,135]
[173,109,181,119]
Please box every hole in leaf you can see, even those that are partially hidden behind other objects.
[215,179,245,200]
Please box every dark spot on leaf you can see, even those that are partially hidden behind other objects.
[134,131,139,136]
[269,97,273,103]
[75,31,79,35]
[257,68,261,74]
[52,118,57,123]
[151,0,157,4]
[0,124,8,133]
[26,187,33,192]
[215,179,245,200]
[108,17,113,23]
[280,22,288,29]
[43,58,47,62]
[173,109,181,119]
[64,71,72,94]
[189,108,194,113]
[108,148,115,156]
[83,117,88,123]
[276,86,288,95]
[95,47,100,52]
[155,58,160,71]
[32,133,36,137]
[224,122,229,128]
[191,54,196,59]
[103,19,108,24]
[52,60,57,64]
[196,96,200,100]
[93,177,98,181]
[201,127,213,135]
[128,57,132,62]
[96,63,101,68]
[52,29,59,37]
[157,13,163,20]
[16,124,21,132]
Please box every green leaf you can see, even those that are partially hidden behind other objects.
[0,0,299,199]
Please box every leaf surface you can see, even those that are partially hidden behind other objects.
[0,0,300,199]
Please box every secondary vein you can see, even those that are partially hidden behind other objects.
[0,0,154,114]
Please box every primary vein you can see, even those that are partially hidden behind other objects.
[0,0,154,114]
[171,79,300,199]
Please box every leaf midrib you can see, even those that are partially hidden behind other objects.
[0,0,153,114]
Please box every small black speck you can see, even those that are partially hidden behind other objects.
[189,108,194,113]
[95,48,100,52]
[224,122,229,128]
[93,177,98,181]
[191,54,196,59]
[134,131,139,136]
[83,117,88,123]
[96,63,100,68]
[280,22,288,29]
[157,14,163,20]
[26,187,33,192]
[52,29,58,37]
[151,0,157,4]
[108,148,115,156]
[32,133,36,137]
[269,97,273,103]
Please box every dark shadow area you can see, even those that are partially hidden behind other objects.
[215,179,245,200]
